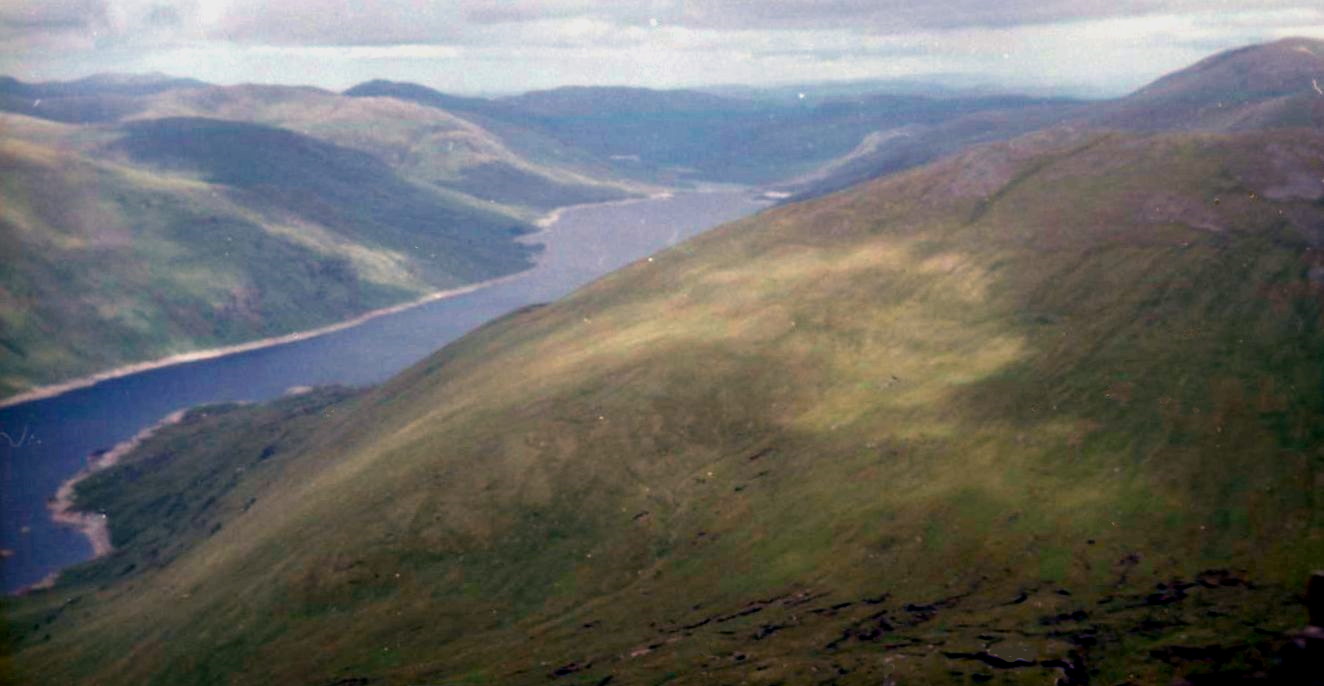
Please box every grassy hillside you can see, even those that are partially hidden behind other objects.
[5,127,1322,684]
[0,113,538,399]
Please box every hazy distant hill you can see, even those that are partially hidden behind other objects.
[0,73,208,123]
[1088,36,1324,130]
[495,86,1079,184]
[501,84,765,117]
[0,73,209,98]
[8,122,1323,684]
[351,78,1081,185]
[782,37,1324,200]
[345,78,512,117]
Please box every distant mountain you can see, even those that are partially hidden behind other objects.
[700,77,971,103]
[777,100,1085,200]
[0,73,208,98]
[781,37,1324,201]
[347,79,1081,185]
[1088,36,1324,130]
[0,73,208,123]
[346,81,1089,195]
[701,74,1104,105]
[501,87,1080,184]
[9,123,1322,684]
[499,85,764,116]
[345,79,517,118]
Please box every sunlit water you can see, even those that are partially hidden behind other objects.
[0,189,768,592]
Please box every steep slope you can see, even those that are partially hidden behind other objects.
[6,127,1323,684]
[0,113,537,399]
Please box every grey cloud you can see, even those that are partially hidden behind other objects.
[6,1,1318,51]
[198,0,466,45]
[463,1,1316,33]
[462,0,615,25]
[145,4,182,27]
[0,0,108,31]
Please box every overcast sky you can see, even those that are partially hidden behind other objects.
[2,1,1322,96]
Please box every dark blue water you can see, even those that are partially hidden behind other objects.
[0,190,767,592]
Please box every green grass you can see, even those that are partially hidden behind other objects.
[4,128,1324,684]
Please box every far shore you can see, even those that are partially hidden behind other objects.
[0,190,687,411]
[533,190,675,229]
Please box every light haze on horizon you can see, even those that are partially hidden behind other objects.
[2,1,1323,96]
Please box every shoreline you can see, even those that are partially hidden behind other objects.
[0,275,525,410]
[0,191,683,411]
[533,191,675,229]
[19,409,189,594]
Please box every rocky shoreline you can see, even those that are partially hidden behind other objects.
[19,409,190,594]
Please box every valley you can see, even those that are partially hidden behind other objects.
[2,31,1323,686]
